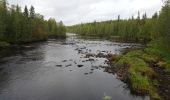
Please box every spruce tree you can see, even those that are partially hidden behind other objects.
[30,5,35,19]
[24,6,29,17]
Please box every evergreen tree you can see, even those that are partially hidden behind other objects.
[158,0,170,47]
[152,12,158,19]
[24,6,29,17]
[0,0,66,44]
[30,5,35,19]
[0,0,7,40]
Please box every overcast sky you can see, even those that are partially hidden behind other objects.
[8,0,163,26]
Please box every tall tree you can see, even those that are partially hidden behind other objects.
[0,0,7,40]
[152,12,158,19]
[24,6,29,17]
[30,5,35,19]
[158,0,170,46]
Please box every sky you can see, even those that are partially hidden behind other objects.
[8,0,163,26]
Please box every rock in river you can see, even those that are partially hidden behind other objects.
[56,65,62,67]
[77,64,84,68]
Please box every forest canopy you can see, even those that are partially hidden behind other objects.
[0,0,66,45]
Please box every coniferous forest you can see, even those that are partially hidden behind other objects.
[0,0,66,47]
[68,12,156,42]
[67,1,170,47]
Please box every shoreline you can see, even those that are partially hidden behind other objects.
[0,35,66,49]
[107,49,170,100]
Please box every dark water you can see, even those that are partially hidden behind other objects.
[0,33,149,100]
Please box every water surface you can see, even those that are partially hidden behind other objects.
[0,33,149,100]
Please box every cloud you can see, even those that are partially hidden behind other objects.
[8,0,163,26]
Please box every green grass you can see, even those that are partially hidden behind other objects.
[130,73,150,94]
[145,40,170,72]
[117,51,156,77]
[115,50,161,99]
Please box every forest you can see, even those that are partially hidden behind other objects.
[67,13,158,42]
[67,4,168,43]
[0,0,66,48]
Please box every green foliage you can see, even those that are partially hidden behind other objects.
[24,6,29,17]
[130,73,150,94]
[29,5,35,19]
[0,41,10,48]
[145,39,170,72]
[0,0,66,44]
[130,72,160,99]
[67,14,157,42]
[0,0,7,40]
[117,51,156,78]
[47,19,66,38]
[158,0,170,47]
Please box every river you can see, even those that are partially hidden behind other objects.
[0,33,149,100]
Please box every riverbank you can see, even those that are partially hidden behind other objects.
[108,43,170,100]
[0,35,66,50]
[69,34,150,44]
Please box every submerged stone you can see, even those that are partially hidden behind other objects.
[56,65,62,67]
[77,64,84,68]
[65,64,72,67]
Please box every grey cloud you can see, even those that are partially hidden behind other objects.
[8,0,163,26]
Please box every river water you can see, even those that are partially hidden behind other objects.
[0,33,149,100]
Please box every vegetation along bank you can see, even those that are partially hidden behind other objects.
[0,0,66,49]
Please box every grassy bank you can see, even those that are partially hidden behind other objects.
[110,41,170,100]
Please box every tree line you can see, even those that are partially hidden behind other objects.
[0,0,66,45]
[67,12,158,42]
[67,1,170,44]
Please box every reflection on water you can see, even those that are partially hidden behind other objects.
[0,33,149,100]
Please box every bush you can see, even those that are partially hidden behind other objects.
[0,41,10,48]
